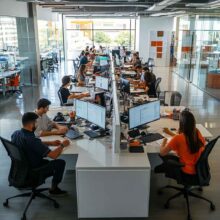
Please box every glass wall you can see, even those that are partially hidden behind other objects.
[38,18,63,59]
[0,16,18,52]
[176,16,220,99]
[65,17,136,60]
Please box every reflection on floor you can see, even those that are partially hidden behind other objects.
[0,65,220,220]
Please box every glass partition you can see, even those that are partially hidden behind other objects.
[176,16,220,100]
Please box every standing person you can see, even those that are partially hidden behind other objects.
[11,112,70,195]
[79,52,90,66]
[59,76,89,104]
[85,46,89,52]
[34,98,68,137]
[156,110,205,177]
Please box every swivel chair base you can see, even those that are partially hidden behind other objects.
[3,187,59,220]
[158,185,215,220]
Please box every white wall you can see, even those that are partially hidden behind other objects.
[136,16,174,66]
[37,6,59,21]
[0,0,28,18]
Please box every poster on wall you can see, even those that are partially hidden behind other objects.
[149,30,168,60]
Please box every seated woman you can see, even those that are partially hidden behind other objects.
[77,64,87,86]
[156,110,205,177]
[142,66,156,97]
[59,76,89,104]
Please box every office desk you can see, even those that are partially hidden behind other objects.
[0,70,21,96]
[121,70,136,77]
[130,88,146,94]
[43,107,151,218]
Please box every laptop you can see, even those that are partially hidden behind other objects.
[65,128,83,140]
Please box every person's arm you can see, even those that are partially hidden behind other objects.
[53,123,68,133]
[47,139,70,159]
[42,140,61,146]
[163,128,176,137]
[160,138,172,156]
[39,130,65,137]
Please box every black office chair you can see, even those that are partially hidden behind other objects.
[47,58,55,73]
[159,91,182,106]
[57,89,73,106]
[157,136,220,220]
[155,77,162,97]
[0,136,59,220]
[73,59,80,74]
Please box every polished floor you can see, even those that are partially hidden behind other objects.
[0,64,220,220]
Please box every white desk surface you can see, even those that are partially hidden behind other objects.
[43,107,150,170]
[0,69,20,79]
[43,106,212,169]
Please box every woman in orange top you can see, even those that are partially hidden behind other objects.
[159,110,205,175]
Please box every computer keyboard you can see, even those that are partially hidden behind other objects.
[65,129,83,140]
[139,133,164,144]
[84,130,101,138]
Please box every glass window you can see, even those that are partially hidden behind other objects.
[0,16,18,51]
[64,17,136,60]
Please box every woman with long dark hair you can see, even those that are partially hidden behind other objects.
[77,64,87,86]
[159,110,205,175]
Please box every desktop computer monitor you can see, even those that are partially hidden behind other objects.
[128,100,160,130]
[87,102,106,129]
[95,76,109,91]
[75,99,88,120]
[120,78,130,94]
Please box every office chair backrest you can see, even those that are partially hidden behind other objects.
[170,91,182,106]
[155,77,162,93]
[57,89,64,106]
[0,136,30,188]
[196,136,220,186]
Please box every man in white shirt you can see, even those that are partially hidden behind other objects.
[35,98,68,137]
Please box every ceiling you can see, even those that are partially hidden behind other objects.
[17,0,220,17]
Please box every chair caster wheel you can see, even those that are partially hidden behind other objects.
[164,203,169,209]
[157,189,163,195]
[210,203,216,211]
[3,201,8,207]
[21,215,26,220]
[198,187,203,192]
[187,215,192,220]
[54,202,60,209]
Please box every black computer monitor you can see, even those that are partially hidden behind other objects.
[95,92,106,107]
[120,78,130,94]
[128,100,160,130]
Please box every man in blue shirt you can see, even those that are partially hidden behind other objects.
[79,51,90,66]
[11,112,70,195]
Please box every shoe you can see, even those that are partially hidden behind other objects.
[49,187,67,196]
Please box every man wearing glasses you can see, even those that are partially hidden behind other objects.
[35,98,68,137]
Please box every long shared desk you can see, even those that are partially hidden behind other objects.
[42,104,212,219]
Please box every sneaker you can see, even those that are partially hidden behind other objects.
[49,187,67,196]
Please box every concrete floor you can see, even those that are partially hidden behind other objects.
[0,65,220,220]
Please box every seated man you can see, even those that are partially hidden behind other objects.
[35,98,68,137]
[11,112,70,195]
